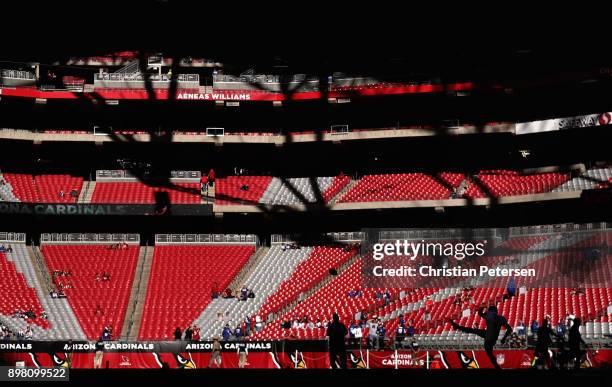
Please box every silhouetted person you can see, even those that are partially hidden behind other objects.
[533,318,554,369]
[173,327,182,340]
[451,305,512,369]
[568,318,587,369]
[326,313,348,369]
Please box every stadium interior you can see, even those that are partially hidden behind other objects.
[0,9,611,383]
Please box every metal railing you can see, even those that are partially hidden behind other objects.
[30,241,54,293]
[124,244,149,341]
[95,72,199,82]
[509,222,610,237]
[95,170,201,180]
[114,60,140,75]
[1,69,35,80]
[155,234,258,245]
[377,228,502,241]
[40,233,140,244]
[0,232,26,243]
[270,232,365,244]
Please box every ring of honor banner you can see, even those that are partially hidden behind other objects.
[0,203,212,216]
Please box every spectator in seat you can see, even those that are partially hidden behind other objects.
[3,329,12,341]
[200,175,207,195]
[367,318,378,348]
[24,326,33,340]
[6,244,12,253]
[506,277,516,299]
[234,325,243,341]
[192,326,200,341]
[248,289,255,299]
[102,326,112,341]
[453,293,462,306]
[70,189,78,199]
[255,315,264,332]
[376,323,386,350]
[530,320,539,337]
[516,320,526,337]
[398,314,405,327]
[425,296,433,310]
[94,304,104,316]
[40,311,47,320]
[174,327,182,341]
[407,322,415,337]
[59,190,65,199]
[240,184,249,191]
[207,169,215,187]
[244,315,252,336]
[360,310,368,322]
[396,324,406,347]
[222,324,232,341]
[211,282,220,299]
[565,313,575,330]
[383,291,391,306]
[184,326,193,341]
[240,285,248,301]
[556,320,567,339]
[348,321,359,347]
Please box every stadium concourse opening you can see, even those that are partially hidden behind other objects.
[0,8,611,386]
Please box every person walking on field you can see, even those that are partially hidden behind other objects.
[237,338,248,368]
[208,336,222,368]
[326,313,348,369]
[93,339,104,369]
